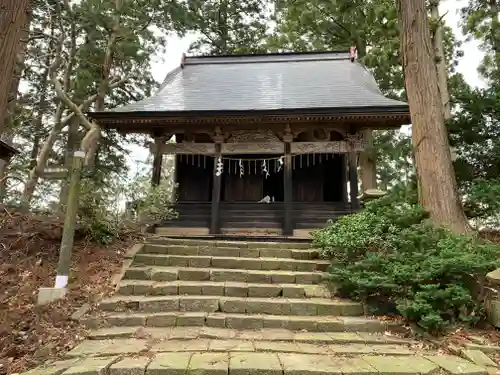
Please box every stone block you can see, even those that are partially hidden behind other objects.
[206,314,226,328]
[260,249,291,258]
[225,283,248,297]
[178,282,203,295]
[364,356,439,374]
[209,340,255,352]
[62,357,120,375]
[294,342,329,355]
[289,301,317,316]
[270,272,295,284]
[255,341,299,353]
[150,282,178,296]
[108,314,147,327]
[263,316,289,329]
[426,355,488,375]
[240,248,260,258]
[67,339,147,357]
[246,299,290,315]
[316,302,342,316]
[140,297,179,312]
[211,270,247,283]
[176,312,207,327]
[152,339,210,353]
[225,315,263,330]
[295,273,321,285]
[248,284,281,298]
[188,353,228,375]
[168,255,190,267]
[247,271,271,284]
[147,353,192,375]
[279,353,342,374]
[118,283,135,295]
[281,285,305,298]
[23,359,82,375]
[487,268,500,286]
[167,246,198,256]
[179,296,219,312]
[239,258,263,270]
[340,317,387,333]
[303,285,331,298]
[109,357,150,375]
[151,269,178,282]
[286,317,317,331]
[229,352,283,375]
[168,327,201,339]
[146,313,177,327]
[198,327,237,340]
[293,332,332,344]
[37,287,67,305]
[188,256,212,268]
[260,259,282,271]
[124,268,150,280]
[178,268,210,281]
[340,302,364,316]
[202,283,225,296]
[462,349,498,368]
[211,257,242,269]
[219,298,247,313]
[293,261,317,272]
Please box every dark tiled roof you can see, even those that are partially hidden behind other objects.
[106,51,408,114]
[0,140,18,161]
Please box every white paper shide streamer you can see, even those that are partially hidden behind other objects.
[262,160,269,178]
[277,156,284,172]
[239,159,244,177]
[215,157,224,176]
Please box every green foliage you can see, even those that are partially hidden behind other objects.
[312,189,500,333]
[136,184,178,224]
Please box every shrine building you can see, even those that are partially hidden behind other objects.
[89,51,410,237]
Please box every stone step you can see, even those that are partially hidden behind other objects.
[117,280,335,298]
[84,312,391,332]
[23,352,489,375]
[147,236,313,250]
[98,295,363,316]
[124,266,327,284]
[132,254,330,272]
[142,243,320,260]
[66,338,419,359]
[87,327,413,346]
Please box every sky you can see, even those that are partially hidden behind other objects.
[129,0,486,167]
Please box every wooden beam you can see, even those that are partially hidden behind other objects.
[290,141,364,154]
[210,143,222,234]
[283,142,293,235]
[151,151,162,186]
[159,142,216,155]
[222,142,284,154]
[348,152,360,210]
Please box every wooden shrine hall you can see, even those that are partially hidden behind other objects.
[89,51,410,237]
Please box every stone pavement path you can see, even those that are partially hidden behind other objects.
[21,237,500,375]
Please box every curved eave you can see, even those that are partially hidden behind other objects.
[88,105,410,133]
[0,140,19,161]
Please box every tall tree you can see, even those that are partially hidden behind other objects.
[0,0,30,133]
[184,0,269,54]
[397,0,471,234]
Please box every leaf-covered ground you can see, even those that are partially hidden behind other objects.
[0,210,138,375]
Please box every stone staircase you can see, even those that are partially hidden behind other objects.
[34,237,493,375]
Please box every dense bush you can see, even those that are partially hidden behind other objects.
[312,187,500,333]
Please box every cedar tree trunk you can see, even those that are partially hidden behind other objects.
[397,0,471,234]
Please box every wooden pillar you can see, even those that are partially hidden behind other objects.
[348,152,360,210]
[341,154,349,204]
[151,138,163,187]
[283,140,293,236]
[210,143,222,234]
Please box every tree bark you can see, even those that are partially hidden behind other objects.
[356,42,377,191]
[0,0,29,134]
[430,0,451,120]
[397,0,471,234]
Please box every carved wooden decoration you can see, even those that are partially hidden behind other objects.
[160,143,216,155]
[290,141,364,154]
[226,129,282,143]
[222,142,285,154]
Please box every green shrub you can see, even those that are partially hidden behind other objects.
[312,187,500,333]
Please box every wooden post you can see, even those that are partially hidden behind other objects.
[348,152,360,210]
[341,154,349,204]
[151,138,163,187]
[210,143,222,234]
[283,140,293,236]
